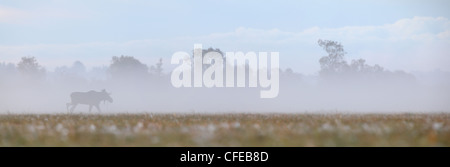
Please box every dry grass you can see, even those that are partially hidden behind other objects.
[0,113,448,146]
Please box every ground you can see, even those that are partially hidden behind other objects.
[0,113,448,146]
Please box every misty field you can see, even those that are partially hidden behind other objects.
[0,113,448,146]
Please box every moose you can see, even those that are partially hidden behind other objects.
[67,89,113,112]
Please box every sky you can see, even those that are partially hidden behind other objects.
[1,0,449,75]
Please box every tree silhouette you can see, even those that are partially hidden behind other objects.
[0,62,16,74]
[317,39,415,82]
[72,61,86,74]
[17,57,46,79]
[150,58,163,76]
[109,55,149,79]
[317,39,348,77]
[194,47,225,70]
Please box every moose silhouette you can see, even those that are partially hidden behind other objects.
[67,89,113,112]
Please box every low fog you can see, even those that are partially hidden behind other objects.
[1,40,449,113]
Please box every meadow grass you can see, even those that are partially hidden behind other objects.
[0,113,448,146]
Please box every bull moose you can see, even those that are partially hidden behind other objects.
[67,89,113,112]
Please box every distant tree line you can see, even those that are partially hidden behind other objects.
[317,39,415,82]
[0,39,415,84]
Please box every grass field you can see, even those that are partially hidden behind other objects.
[0,113,448,146]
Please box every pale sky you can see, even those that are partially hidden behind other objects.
[1,0,449,74]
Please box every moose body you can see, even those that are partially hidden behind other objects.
[67,89,113,112]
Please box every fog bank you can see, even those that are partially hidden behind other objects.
[1,41,449,113]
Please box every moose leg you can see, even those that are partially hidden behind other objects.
[70,104,77,113]
[95,105,101,113]
[66,103,71,112]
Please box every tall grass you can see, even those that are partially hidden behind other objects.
[0,113,448,146]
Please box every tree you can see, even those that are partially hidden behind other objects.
[202,47,224,58]
[109,55,149,79]
[0,62,17,83]
[54,61,89,84]
[72,61,86,74]
[317,39,414,82]
[350,59,384,74]
[285,68,294,75]
[17,57,46,79]
[55,61,87,76]
[150,58,163,76]
[193,47,225,70]
[0,62,16,74]
[317,39,349,76]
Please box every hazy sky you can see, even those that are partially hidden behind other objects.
[1,0,449,74]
